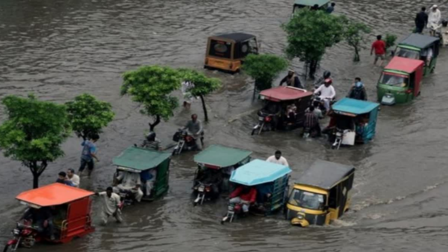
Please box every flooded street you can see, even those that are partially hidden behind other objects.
[1,0,448,251]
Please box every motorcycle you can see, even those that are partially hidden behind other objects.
[172,129,201,155]
[251,111,274,135]
[221,203,245,224]
[4,221,42,252]
[193,181,213,206]
[332,128,344,150]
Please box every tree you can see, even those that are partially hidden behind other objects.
[241,54,289,95]
[121,66,181,131]
[385,33,398,55]
[65,93,115,140]
[0,94,70,188]
[283,9,344,79]
[342,18,371,62]
[178,69,221,122]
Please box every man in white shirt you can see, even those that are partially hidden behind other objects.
[428,5,442,36]
[67,168,80,187]
[266,150,289,167]
[115,171,144,202]
[96,187,122,225]
[314,79,336,112]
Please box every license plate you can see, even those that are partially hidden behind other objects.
[258,116,264,121]
[198,187,204,192]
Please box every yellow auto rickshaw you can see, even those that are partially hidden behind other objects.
[204,33,259,73]
[286,160,355,227]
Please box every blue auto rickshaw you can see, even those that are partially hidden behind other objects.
[221,159,291,223]
[327,98,380,149]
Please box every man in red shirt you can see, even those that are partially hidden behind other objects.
[370,35,386,66]
[228,185,257,213]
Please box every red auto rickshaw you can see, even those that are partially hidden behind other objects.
[4,183,95,251]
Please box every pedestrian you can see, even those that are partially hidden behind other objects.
[78,133,100,177]
[67,168,80,187]
[428,5,442,36]
[181,80,194,109]
[279,69,303,89]
[326,3,336,14]
[415,7,428,34]
[96,187,122,225]
[56,172,75,187]
[266,150,289,167]
[370,35,386,66]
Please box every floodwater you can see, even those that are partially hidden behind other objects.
[1,0,448,251]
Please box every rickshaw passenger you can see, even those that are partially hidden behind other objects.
[140,169,157,196]
[229,186,257,213]
[201,169,222,195]
[286,104,297,123]
[115,171,144,202]
[255,182,273,204]
[421,47,433,65]
[22,207,55,240]
[336,115,354,130]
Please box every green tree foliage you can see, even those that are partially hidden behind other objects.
[65,93,115,140]
[0,94,70,188]
[121,66,181,131]
[241,54,289,92]
[178,69,221,122]
[341,18,371,62]
[385,33,398,50]
[283,9,344,78]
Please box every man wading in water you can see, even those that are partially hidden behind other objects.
[279,69,303,89]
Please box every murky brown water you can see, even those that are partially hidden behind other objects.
[1,0,448,251]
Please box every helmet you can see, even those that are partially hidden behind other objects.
[323,71,331,79]
[146,132,156,141]
[324,78,332,85]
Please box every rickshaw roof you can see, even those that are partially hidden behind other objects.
[260,86,313,101]
[332,98,380,115]
[16,183,94,207]
[296,160,355,189]
[230,159,291,186]
[113,146,171,171]
[399,34,439,49]
[212,33,255,42]
[294,0,330,7]
[385,57,424,74]
[194,145,252,168]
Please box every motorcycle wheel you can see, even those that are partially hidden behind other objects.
[3,244,13,252]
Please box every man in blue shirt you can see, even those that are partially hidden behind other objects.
[326,3,336,14]
[78,133,100,177]
[56,171,75,187]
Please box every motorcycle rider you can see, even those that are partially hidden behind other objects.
[314,71,332,88]
[279,69,303,89]
[183,114,204,150]
[314,78,336,114]
[228,185,257,214]
[114,171,144,202]
[21,207,55,240]
[347,77,367,101]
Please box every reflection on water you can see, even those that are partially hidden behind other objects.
[1,0,448,251]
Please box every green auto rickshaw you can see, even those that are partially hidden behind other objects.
[377,56,424,105]
[395,33,440,76]
[112,146,171,203]
[292,0,330,13]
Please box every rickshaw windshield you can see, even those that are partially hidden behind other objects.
[209,39,232,58]
[396,47,420,59]
[380,73,409,87]
[288,189,326,210]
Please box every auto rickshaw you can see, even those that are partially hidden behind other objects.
[377,57,424,105]
[221,159,291,223]
[292,0,330,13]
[4,183,95,251]
[286,160,355,227]
[192,145,252,205]
[395,33,440,76]
[112,146,171,203]
[204,33,259,73]
[326,98,380,149]
[252,86,313,135]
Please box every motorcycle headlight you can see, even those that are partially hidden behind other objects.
[297,214,304,220]
[13,228,20,235]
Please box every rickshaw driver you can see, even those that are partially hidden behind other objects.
[141,132,161,150]
[228,185,257,214]
[183,114,204,150]
[21,207,55,240]
[114,171,144,202]
[96,187,122,225]
[314,79,336,113]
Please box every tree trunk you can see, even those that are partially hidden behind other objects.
[28,161,47,189]
[33,173,39,189]
[149,115,161,132]
[199,95,209,122]
[309,60,318,79]
[354,47,360,62]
